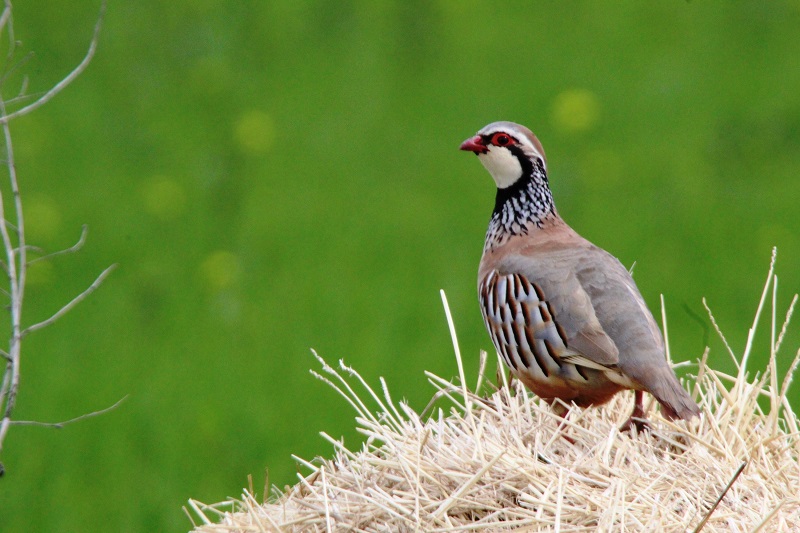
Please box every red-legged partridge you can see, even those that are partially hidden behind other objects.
[460,121,700,429]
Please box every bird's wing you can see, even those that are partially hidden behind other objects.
[487,248,623,370]
[479,270,620,382]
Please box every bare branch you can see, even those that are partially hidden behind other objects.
[0,0,112,469]
[14,74,27,99]
[0,2,10,25]
[0,76,24,456]
[692,461,747,533]
[2,92,35,108]
[0,361,9,402]
[0,1,106,125]
[22,263,117,336]
[28,224,88,265]
[11,395,127,428]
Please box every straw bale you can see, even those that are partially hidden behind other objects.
[187,254,800,532]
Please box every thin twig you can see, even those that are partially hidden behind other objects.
[0,83,24,456]
[0,2,12,33]
[11,395,127,428]
[27,224,88,265]
[22,263,117,336]
[0,0,112,473]
[692,461,747,533]
[0,92,36,108]
[0,1,106,125]
[15,75,27,101]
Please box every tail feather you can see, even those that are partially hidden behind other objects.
[649,368,700,421]
[645,365,700,420]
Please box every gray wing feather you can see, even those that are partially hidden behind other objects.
[497,248,621,367]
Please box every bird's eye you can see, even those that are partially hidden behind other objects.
[491,133,512,146]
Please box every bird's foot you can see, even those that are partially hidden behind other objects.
[620,390,650,433]
[619,415,650,433]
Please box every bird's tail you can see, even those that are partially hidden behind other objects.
[650,368,700,421]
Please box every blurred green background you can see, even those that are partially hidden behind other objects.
[1,1,799,530]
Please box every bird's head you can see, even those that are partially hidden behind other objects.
[460,121,547,189]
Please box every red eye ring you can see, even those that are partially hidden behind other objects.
[491,133,513,146]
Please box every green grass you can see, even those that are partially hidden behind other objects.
[2,2,800,531]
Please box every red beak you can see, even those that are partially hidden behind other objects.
[459,135,487,154]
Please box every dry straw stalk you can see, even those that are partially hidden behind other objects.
[187,251,800,532]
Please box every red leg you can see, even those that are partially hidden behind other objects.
[620,390,650,433]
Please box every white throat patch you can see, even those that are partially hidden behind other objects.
[478,146,523,189]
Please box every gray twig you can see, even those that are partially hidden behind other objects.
[28,225,89,265]
[22,264,117,337]
[0,1,114,468]
[0,1,106,125]
[11,395,128,428]
[692,461,747,533]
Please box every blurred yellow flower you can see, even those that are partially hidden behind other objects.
[234,110,275,155]
[550,89,600,134]
[25,195,62,242]
[141,177,186,220]
[199,250,240,291]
